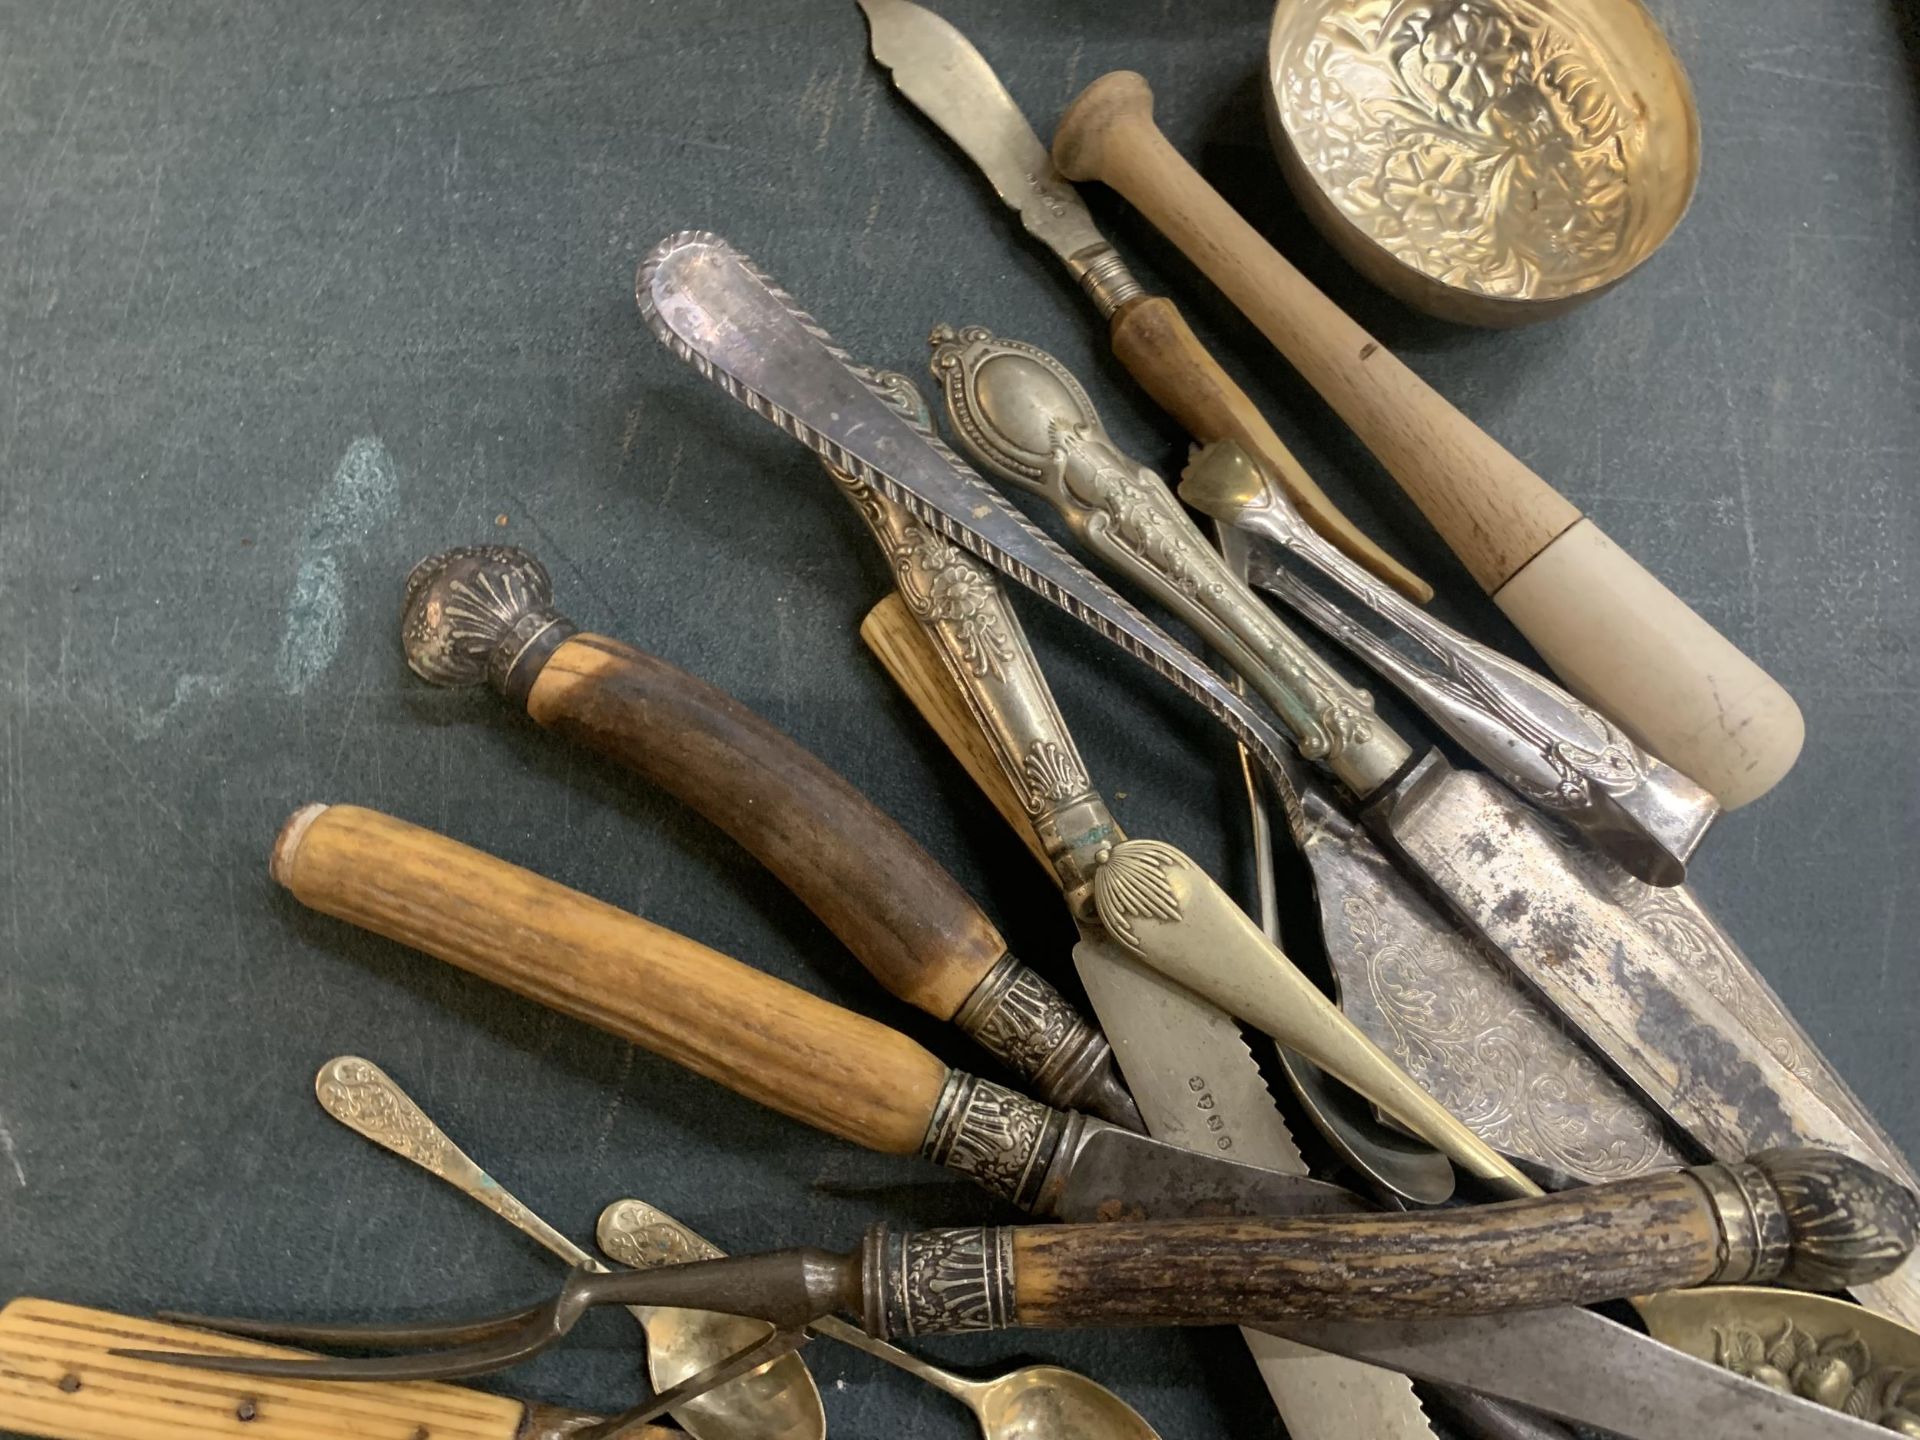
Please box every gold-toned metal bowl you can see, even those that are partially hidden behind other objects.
[1264,0,1700,326]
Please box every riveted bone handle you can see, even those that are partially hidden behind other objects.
[1106,293,1431,603]
[401,546,1009,1025]
[0,1297,625,1440]
[271,803,950,1155]
[871,1149,1917,1333]
[1091,838,1538,1197]
[1052,72,1803,808]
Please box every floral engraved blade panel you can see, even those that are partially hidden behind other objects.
[1276,0,1664,300]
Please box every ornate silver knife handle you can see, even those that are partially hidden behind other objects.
[928,324,1410,796]
[1180,442,1720,888]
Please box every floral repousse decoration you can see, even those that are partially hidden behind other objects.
[1713,1319,1920,1434]
[1278,0,1641,298]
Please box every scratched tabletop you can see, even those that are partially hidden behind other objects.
[1,2,1915,1437]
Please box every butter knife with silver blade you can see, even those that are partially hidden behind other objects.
[813,374,1443,1440]
[636,230,1920,1334]
[854,0,1430,604]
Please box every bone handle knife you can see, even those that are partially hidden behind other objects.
[394,545,1135,1130]
[0,1297,618,1440]
[271,802,1086,1205]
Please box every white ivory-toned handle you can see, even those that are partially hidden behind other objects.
[1495,520,1805,810]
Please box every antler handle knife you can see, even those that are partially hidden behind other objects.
[270,801,1356,1220]
[395,545,1137,1131]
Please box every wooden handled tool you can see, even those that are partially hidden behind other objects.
[399,546,1137,1130]
[0,1297,627,1440]
[1051,72,1805,809]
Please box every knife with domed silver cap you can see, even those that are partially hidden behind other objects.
[636,228,1920,1333]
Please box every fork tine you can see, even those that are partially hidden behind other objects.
[150,1300,551,1349]
[112,1300,567,1383]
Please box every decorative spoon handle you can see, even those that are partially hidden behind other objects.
[315,1055,596,1268]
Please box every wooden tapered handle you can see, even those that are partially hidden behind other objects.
[271,804,950,1154]
[1107,294,1432,604]
[875,1149,1919,1332]
[859,594,1050,874]
[1090,839,1537,1197]
[1054,71,1577,594]
[0,1298,629,1440]
[525,631,1009,1020]
[1053,72,1804,808]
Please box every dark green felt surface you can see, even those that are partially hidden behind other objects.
[0,2,1915,1436]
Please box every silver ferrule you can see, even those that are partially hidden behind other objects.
[953,954,1111,1113]
[1067,241,1146,319]
[918,1072,1080,1213]
[861,1222,1016,1340]
[1693,1159,1792,1284]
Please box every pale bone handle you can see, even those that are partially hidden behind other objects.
[928,323,1410,795]
[1050,71,1804,809]
[1093,838,1540,1198]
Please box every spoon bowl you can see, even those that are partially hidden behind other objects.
[966,1364,1162,1440]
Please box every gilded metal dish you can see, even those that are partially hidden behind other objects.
[1634,1288,1920,1434]
[1264,0,1700,325]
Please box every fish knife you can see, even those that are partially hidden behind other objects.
[637,228,1920,1330]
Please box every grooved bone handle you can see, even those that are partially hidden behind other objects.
[1092,838,1538,1198]
[398,546,1126,1126]
[1051,71,1804,809]
[271,803,950,1156]
[929,324,1411,796]
[879,1149,1919,1332]
[0,1297,622,1440]
[1106,293,1432,603]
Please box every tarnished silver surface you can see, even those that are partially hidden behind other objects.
[930,324,1409,795]
[856,0,1143,319]
[401,545,576,704]
[1275,1308,1893,1440]
[1291,780,1685,1186]
[1182,439,1718,886]
[636,229,1920,1329]
[920,1071,1075,1213]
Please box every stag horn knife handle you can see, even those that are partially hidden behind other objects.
[398,546,1132,1127]
[864,1149,1917,1335]
[928,323,1411,796]
[0,1297,621,1440]
[1051,70,1804,810]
